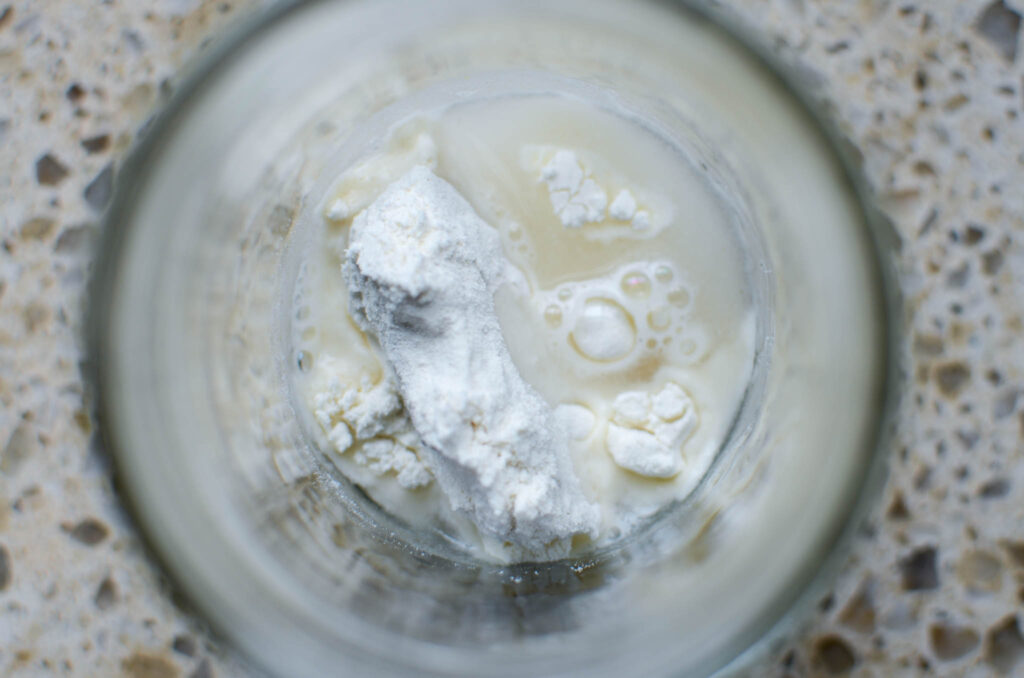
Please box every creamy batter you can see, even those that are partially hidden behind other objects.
[293,96,756,562]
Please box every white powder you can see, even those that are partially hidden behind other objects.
[568,298,636,361]
[540,150,608,228]
[529,148,660,233]
[343,165,599,559]
[631,209,651,232]
[313,365,432,489]
[608,189,637,221]
[605,382,698,478]
[353,438,433,490]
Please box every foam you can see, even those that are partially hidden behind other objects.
[531,260,709,377]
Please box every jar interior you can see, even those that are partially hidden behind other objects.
[93,1,892,676]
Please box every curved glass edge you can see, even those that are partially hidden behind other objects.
[681,2,905,675]
[85,1,904,676]
[84,0,314,672]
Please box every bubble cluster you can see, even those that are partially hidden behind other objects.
[536,259,707,371]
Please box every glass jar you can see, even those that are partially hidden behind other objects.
[89,1,897,676]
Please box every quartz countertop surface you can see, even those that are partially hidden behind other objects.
[2,0,1023,676]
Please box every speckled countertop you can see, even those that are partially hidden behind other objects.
[1,0,1023,676]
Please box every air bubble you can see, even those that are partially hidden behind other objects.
[620,271,651,299]
[679,327,710,362]
[558,287,573,301]
[544,305,563,328]
[668,287,691,308]
[647,306,672,331]
[297,350,313,372]
[655,266,674,283]
[569,298,636,362]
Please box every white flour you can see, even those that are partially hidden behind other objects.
[297,103,758,563]
[605,382,698,478]
[530,147,652,232]
[539,149,608,228]
[342,166,599,559]
[312,361,433,490]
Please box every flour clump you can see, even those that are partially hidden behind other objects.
[342,165,599,559]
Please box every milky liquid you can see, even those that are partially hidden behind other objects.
[293,95,756,558]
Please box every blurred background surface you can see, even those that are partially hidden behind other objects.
[1,1,1023,676]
